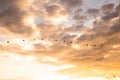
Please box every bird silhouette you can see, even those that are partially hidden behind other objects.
[7,41,9,43]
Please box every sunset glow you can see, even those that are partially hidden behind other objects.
[0,0,120,80]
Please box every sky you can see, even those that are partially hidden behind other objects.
[0,0,120,80]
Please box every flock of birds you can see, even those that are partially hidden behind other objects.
[3,38,105,47]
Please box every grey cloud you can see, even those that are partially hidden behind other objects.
[59,0,83,11]
[33,43,46,50]
[115,3,120,12]
[95,57,105,61]
[45,4,60,16]
[101,3,114,13]
[44,4,68,18]
[37,22,79,41]
[60,33,77,41]
[36,23,57,38]
[86,8,100,16]
[102,12,119,21]
[77,34,96,41]
[75,8,84,13]
[73,14,86,22]
[103,33,120,47]
[0,0,33,34]
[75,25,89,32]
[59,0,82,7]
[108,21,120,35]
[77,9,119,42]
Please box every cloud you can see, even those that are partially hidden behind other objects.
[44,4,68,18]
[115,3,120,13]
[58,0,83,11]
[102,12,119,21]
[75,8,84,13]
[60,33,77,41]
[73,6,120,72]
[77,7,119,41]
[45,4,61,16]
[73,14,87,23]
[0,1,120,79]
[101,3,114,13]
[38,3,69,24]
[86,8,100,16]
[0,0,33,35]
[36,22,58,38]
[108,21,120,35]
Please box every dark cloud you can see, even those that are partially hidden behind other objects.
[101,3,114,13]
[102,12,119,21]
[0,0,33,34]
[36,23,57,38]
[103,33,120,46]
[75,25,89,32]
[63,26,75,31]
[60,33,77,41]
[59,0,82,7]
[76,13,120,64]
[73,14,86,22]
[33,43,46,50]
[45,4,60,16]
[75,8,84,13]
[115,3,120,13]
[59,0,83,11]
[95,57,105,61]
[43,4,68,19]
[86,8,99,16]
[77,7,120,42]
[77,33,96,41]
[108,21,120,35]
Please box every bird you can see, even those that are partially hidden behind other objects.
[100,44,103,47]
[55,40,57,42]
[70,41,72,43]
[49,39,51,41]
[7,41,9,43]
[76,42,79,43]
[94,44,96,46]
[86,44,88,46]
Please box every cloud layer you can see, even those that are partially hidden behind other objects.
[0,0,120,79]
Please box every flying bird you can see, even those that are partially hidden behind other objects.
[7,41,9,43]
